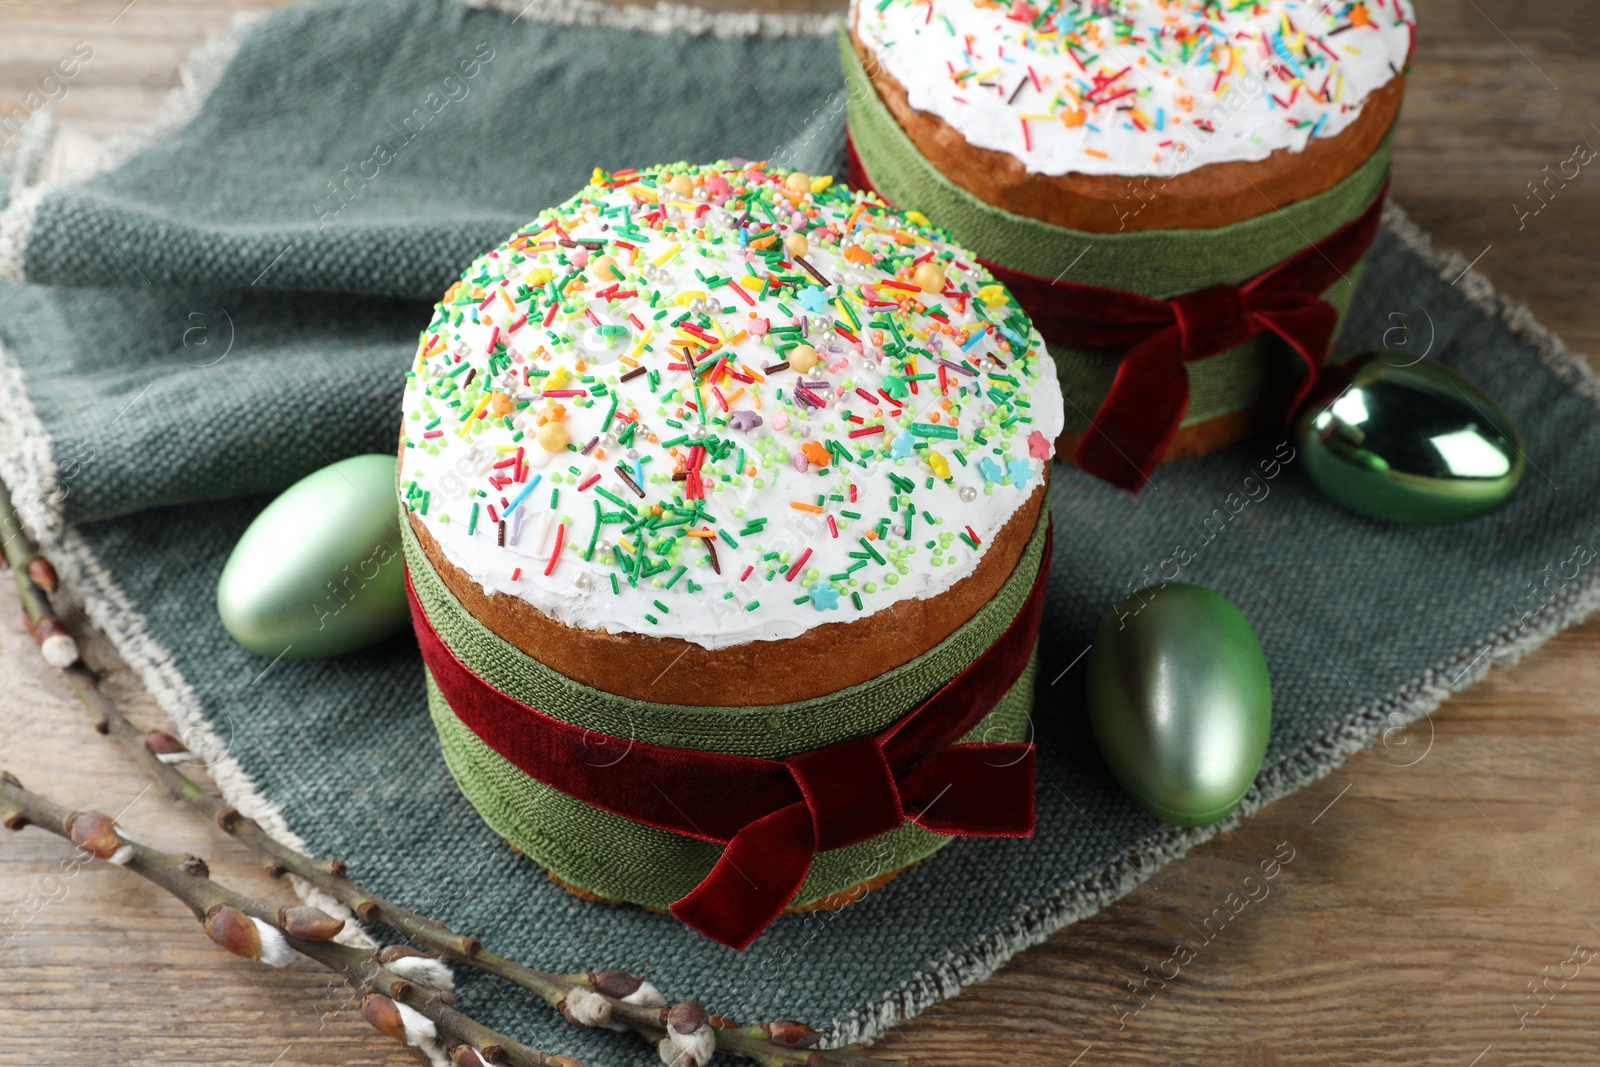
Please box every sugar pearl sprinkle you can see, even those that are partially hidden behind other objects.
[400,160,1064,649]
[856,0,1416,179]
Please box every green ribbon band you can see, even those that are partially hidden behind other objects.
[839,28,1390,429]
[426,653,1036,910]
[408,505,1049,908]
[403,499,1049,758]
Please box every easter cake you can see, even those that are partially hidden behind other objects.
[398,161,1065,947]
[846,0,1414,487]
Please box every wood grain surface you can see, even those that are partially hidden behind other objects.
[4,1,1600,1064]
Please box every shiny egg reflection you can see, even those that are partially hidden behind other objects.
[1295,354,1525,523]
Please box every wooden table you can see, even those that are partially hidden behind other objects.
[3,1,1599,1063]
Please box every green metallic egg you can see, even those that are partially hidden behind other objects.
[217,454,406,659]
[1087,584,1272,827]
[1294,353,1526,524]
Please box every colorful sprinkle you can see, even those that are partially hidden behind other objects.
[398,160,1060,636]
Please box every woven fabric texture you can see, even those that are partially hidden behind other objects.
[1,1,1599,1061]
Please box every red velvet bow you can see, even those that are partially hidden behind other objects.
[408,529,1051,949]
[845,135,1386,492]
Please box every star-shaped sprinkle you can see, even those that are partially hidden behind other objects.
[809,584,840,611]
[1028,430,1052,460]
[891,430,914,459]
[979,457,1004,483]
[1007,459,1034,487]
[797,287,831,313]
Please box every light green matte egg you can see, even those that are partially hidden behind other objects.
[217,454,406,659]
[1087,584,1272,827]
[1294,353,1525,524]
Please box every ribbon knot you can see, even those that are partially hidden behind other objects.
[786,735,903,851]
[673,736,1037,950]
[978,195,1383,492]
[1172,284,1252,355]
[1065,272,1349,493]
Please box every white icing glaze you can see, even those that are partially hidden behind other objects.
[855,0,1415,179]
[399,161,1064,649]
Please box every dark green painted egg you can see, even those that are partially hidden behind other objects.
[1087,584,1272,827]
[1295,353,1525,524]
[217,454,406,659]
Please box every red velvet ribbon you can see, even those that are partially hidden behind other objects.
[845,135,1386,492]
[408,529,1051,949]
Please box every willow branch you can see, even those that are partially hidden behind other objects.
[0,478,910,1067]
[0,772,578,1067]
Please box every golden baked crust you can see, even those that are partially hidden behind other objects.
[410,482,1046,707]
[850,28,1403,234]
